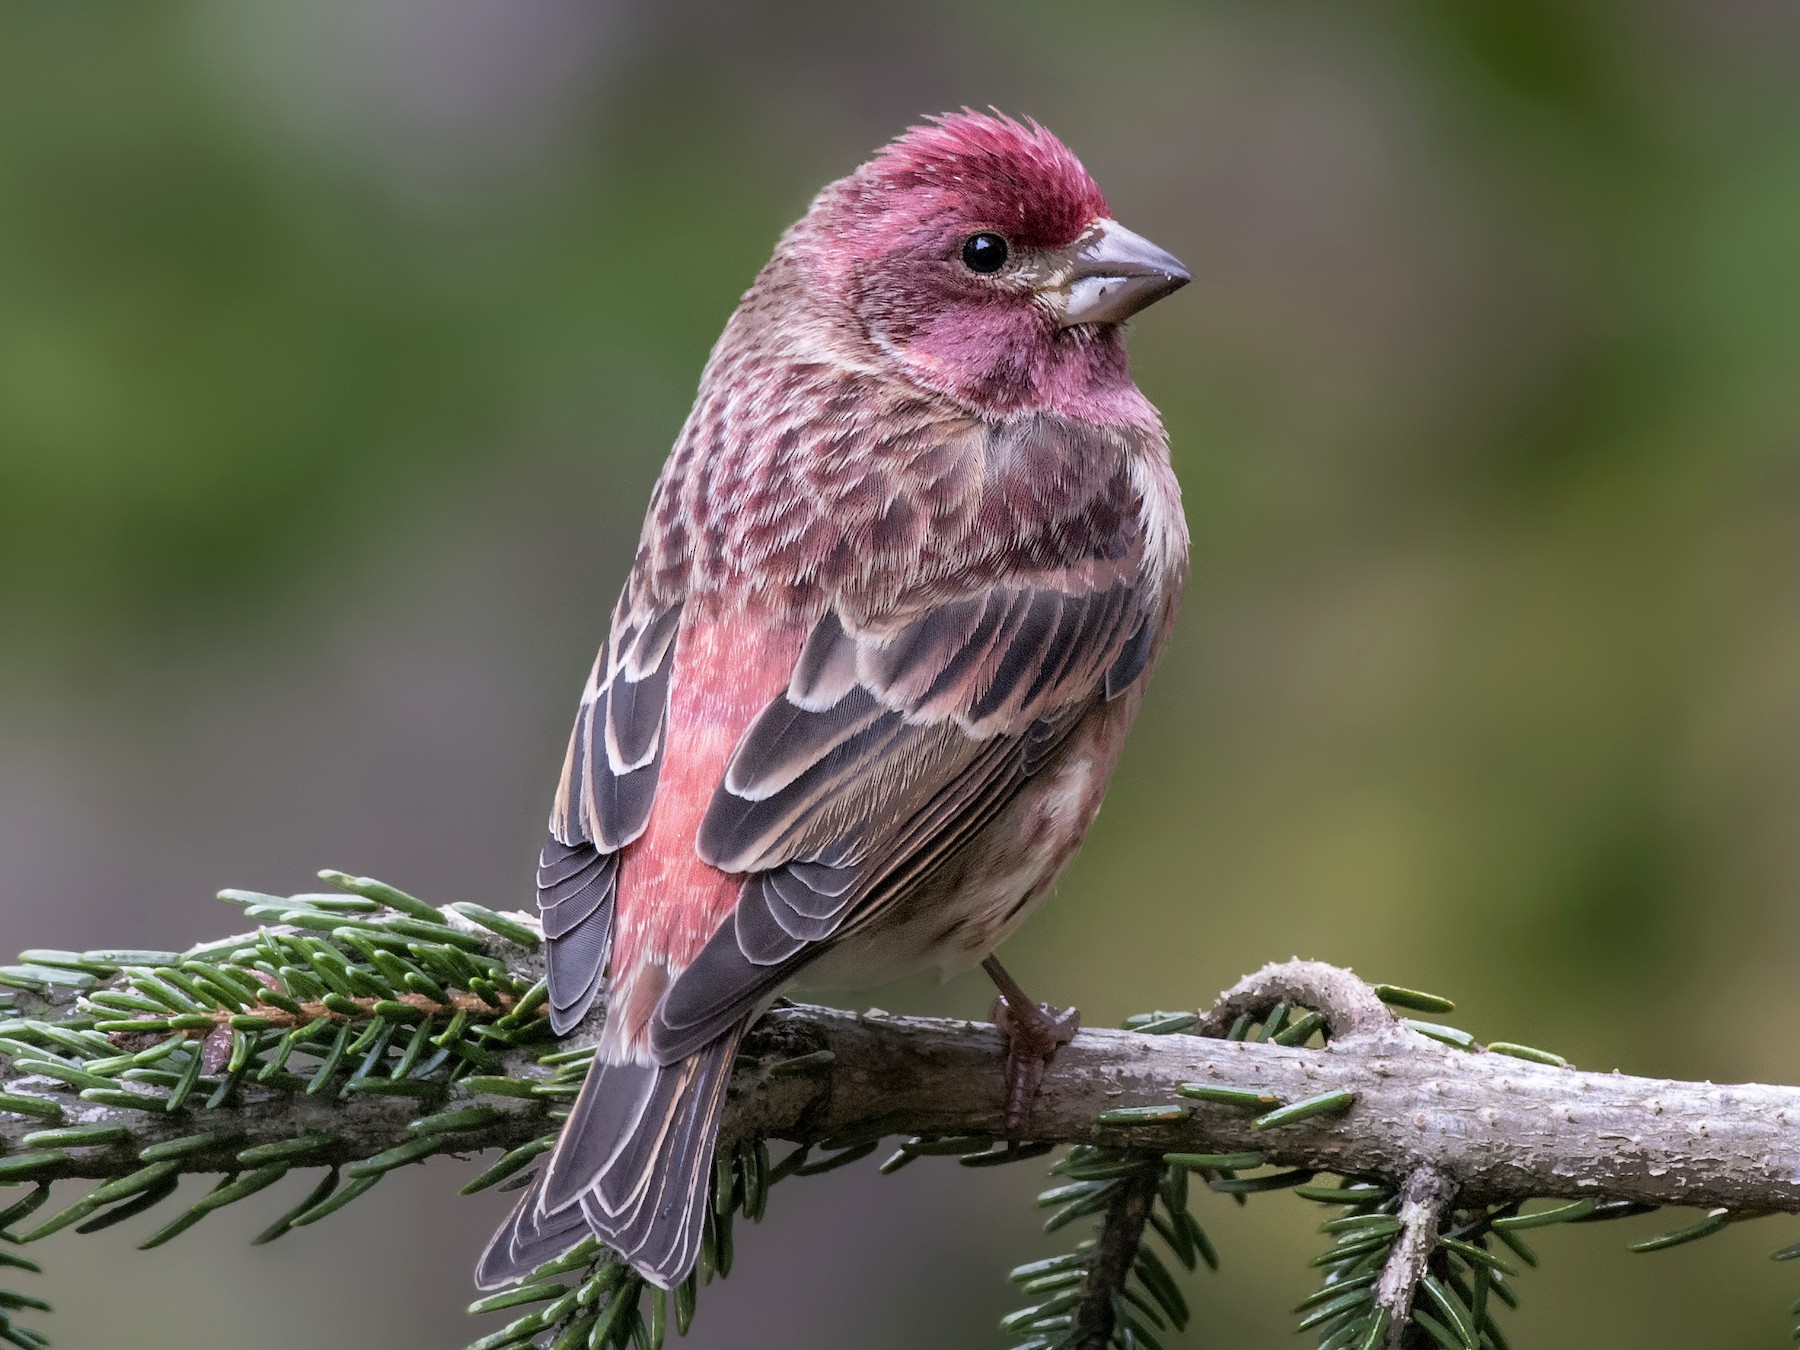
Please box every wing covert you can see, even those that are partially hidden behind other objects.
[654,565,1161,1061]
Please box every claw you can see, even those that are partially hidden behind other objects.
[990,992,1080,1137]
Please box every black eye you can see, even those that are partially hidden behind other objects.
[960,232,1009,274]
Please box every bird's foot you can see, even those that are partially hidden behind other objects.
[989,992,1080,1138]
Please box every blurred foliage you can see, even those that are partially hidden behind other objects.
[2,0,1798,1347]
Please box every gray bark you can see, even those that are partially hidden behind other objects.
[1376,1167,1455,1347]
[5,953,1800,1221]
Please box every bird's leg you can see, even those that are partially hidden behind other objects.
[982,954,1080,1138]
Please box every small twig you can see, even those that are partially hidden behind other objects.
[1377,1166,1456,1348]
[1070,1164,1161,1350]
[1197,959,1401,1046]
[107,989,513,1042]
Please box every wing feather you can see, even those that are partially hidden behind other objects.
[698,704,931,872]
[651,568,1161,1063]
[653,721,1063,1061]
[538,596,682,1033]
[606,604,681,773]
[967,589,1065,723]
[764,863,858,922]
[1105,613,1157,700]
[722,686,891,801]
[788,611,862,709]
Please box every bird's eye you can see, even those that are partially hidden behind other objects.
[960,232,1009,274]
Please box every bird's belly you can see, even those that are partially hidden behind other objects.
[790,702,1133,995]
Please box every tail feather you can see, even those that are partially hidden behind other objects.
[543,1059,663,1212]
[477,1028,744,1291]
[474,1174,587,1289]
[586,1041,737,1282]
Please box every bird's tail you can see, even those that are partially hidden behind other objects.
[476,1026,744,1290]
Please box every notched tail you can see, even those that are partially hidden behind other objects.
[476,1029,743,1290]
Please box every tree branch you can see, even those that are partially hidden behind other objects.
[6,892,1800,1350]
[6,938,1799,1222]
[1375,1166,1454,1348]
[1069,1164,1160,1350]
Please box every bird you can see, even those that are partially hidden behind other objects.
[477,109,1191,1291]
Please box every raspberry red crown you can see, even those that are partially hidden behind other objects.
[862,109,1111,251]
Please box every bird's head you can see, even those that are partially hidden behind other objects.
[797,110,1189,419]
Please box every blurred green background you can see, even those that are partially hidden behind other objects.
[4,1,1799,1346]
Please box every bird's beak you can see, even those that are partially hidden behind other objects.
[1047,218,1190,329]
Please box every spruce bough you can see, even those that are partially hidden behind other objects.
[2,875,1797,1349]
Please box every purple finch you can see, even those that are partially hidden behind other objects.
[479,110,1190,1289]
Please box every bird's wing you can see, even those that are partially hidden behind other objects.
[648,553,1163,1062]
[539,595,682,1034]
